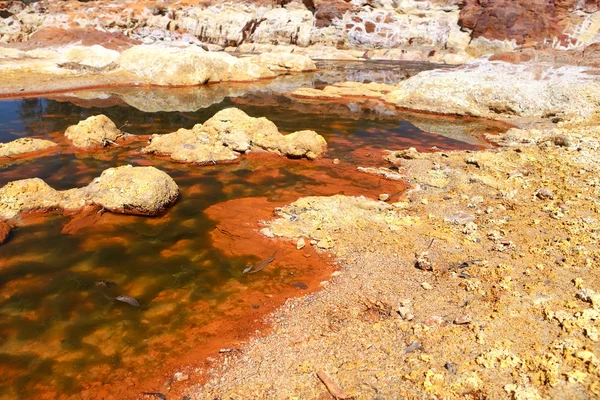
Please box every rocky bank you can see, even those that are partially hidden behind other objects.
[189,118,600,400]
[175,51,600,399]
[2,0,600,65]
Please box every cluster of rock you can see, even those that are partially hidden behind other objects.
[2,0,600,64]
[0,165,179,221]
[0,106,327,243]
[143,107,327,163]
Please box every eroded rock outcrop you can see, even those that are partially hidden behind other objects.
[384,59,600,122]
[0,41,319,96]
[64,114,125,149]
[0,138,58,158]
[143,107,327,163]
[117,44,276,85]
[0,165,179,221]
[459,0,600,46]
[3,0,600,66]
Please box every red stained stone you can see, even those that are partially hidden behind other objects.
[458,0,596,46]
[0,220,10,244]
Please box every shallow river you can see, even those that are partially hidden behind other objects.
[0,61,507,399]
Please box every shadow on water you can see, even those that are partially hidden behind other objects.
[0,61,509,399]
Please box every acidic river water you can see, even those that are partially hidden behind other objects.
[0,62,509,399]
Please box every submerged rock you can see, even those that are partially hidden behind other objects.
[290,82,396,100]
[143,107,327,163]
[0,165,178,221]
[0,138,58,158]
[64,115,125,149]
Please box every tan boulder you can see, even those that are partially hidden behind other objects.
[280,130,327,160]
[0,138,58,158]
[0,166,179,221]
[202,107,281,147]
[204,108,327,159]
[117,44,275,86]
[143,126,240,164]
[82,165,179,215]
[64,115,125,149]
[0,178,62,220]
[64,45,120,69]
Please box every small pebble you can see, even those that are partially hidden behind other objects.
[397,306,414,321]
[454,315,472,325]
[421,282,433,290]
[259,227,274,238]
[552,135,571,147]
[536,188,555,200]
[378,193,390,201]
[296,238,306,250]
[333,158,340,164]
[173,372,189,382]
[444,362,457,374]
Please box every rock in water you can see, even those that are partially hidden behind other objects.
[83,165,179,215]
[0,178,63,220]
[117,44,275,86]
[64,115,125,149]
[0,166,179,220]
[0,138,58,158]
[143,108,327,163]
